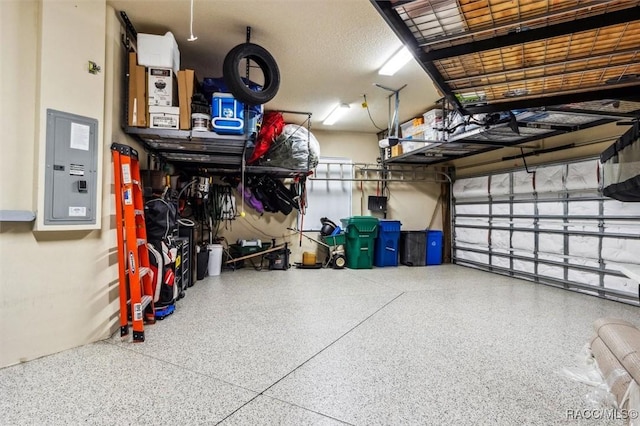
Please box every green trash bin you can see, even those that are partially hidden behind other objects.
[340,216,379,269]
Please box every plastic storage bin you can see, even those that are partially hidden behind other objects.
[207,244,223,276]
[212,93,244,135]
[374,220,401,267]
[426,230,443,265]
[211,93,262,136]
[399,231,427,266]
[340,216,379,269]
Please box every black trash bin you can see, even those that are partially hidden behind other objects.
[399,231,427,266]
[196,247,209,280]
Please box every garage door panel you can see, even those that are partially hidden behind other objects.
[513,259,535,274]
[604,276,639,297]
[492,203,510,215]
[453,158,639,306]
[456,249,489,265]
[568,235,600,259]
[512,170,534,195]
[490,173,510,196]
[511,230,534,251]
[453,176,489,199]
[455,227,488,245]
[535,165,565,193]
[604,199,640,216]
[512,202,535,216]
[491,230,510,249]
[539,233,564,255]
[566,160,599,191]
[538,254,565,280]
[538,202,564,215]
[568,258,601,287]
[455,203,489,215]
[602,236,640,264]
[491,251,510,269]
[568,201,599,216]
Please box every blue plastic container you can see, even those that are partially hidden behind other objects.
[211,92,264,135]
[374,220,401,267]
[426,230,443,265]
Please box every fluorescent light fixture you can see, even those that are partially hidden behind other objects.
[322,103,350,126]
[378,47,412,76]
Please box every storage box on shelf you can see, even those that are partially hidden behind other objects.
[391,144,403,157]
[127,52,147,127]
[148,105,179,129]
[148,67,177,106]
[137,32,180,74]
[422,109,444,141]
[177,69,197,130]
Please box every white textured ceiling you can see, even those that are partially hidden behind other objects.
[107,0,441,133]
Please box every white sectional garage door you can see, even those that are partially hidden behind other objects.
[453,158,640,306]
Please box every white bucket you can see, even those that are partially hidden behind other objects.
[192,113,211,132]
[207,244,223,276]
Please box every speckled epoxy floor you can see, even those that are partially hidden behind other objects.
[1,264,638,425]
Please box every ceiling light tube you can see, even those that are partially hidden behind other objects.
[378,47,412,76]
[323,103,351,126]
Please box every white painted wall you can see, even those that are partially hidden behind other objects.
[0,0,117,368]
[33,0,106,230]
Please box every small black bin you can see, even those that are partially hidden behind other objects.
[399,231,426,266]
[196,249,209,280]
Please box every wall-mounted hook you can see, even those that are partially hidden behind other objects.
[88,61,101,74]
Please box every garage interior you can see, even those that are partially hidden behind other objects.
[1,0,639,424]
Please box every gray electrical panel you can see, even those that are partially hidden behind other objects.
[44,109,98,225]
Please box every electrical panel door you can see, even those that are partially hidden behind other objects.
[44,109,98,225]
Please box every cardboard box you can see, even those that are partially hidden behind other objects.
[391,144,403,157]
[148,106,179,129]
[149,113,179,129]
[148,67,176,106]
[127,52,147,127]
[177,69,197,130]
[149,105,179,115]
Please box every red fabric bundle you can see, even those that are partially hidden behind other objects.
[248,111,285,164]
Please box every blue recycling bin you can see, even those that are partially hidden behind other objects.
[426,230,443,265]
[374,220,401,267]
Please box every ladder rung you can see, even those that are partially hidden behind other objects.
[125,266,151,276]
[137,238,146,247]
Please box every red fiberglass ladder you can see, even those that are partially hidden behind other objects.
[111,143,155,342]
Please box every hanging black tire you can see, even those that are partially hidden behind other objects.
[223,43,280,105]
